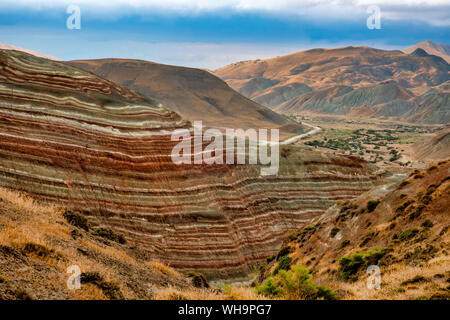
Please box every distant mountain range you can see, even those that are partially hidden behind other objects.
[404,40,450,63]
[2,40,448,124]
[215,43,449,124]
[68,59,303,133]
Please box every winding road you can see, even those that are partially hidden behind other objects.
[280,122,321,145]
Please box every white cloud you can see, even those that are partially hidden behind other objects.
[1,0,449,26]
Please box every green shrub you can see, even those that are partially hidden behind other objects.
[257,277,282,297]
[317,285,339,300]
[273,256,291,275]
[421,220,434,228]
[338,253,364,280]
[258,265,337,300]
[63,209,90,231]
[409,205,425,220]
[276,245,292,260]
[367,200,380,213]
[393,228,419,241]
[395,200,414,214]
[338,248,388,280]
[93,228,126,244]
[276,265,337,300]
[359,232,375,247]
[22,242,56,259]
[287,230,300,242]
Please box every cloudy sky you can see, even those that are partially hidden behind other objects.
[0,0,449,69]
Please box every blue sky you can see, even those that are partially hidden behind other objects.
[0,0,449,69]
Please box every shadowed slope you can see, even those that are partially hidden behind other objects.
[68,58,303,134]
[404,40,450,64]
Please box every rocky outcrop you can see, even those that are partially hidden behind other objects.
[0,50,380,277]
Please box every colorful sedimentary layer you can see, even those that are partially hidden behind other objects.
[0,50,380,277]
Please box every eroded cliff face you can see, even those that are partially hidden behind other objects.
[0,50,381,277]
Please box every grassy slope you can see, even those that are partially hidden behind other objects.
[257,160,450,299]
[0,187,265,300]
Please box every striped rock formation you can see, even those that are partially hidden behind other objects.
[0,50,381,277]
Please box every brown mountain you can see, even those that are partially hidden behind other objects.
[413,127,450,163]
[68,59,304,134]
[404,40,450,64]
[0,42,60,61]
[0,49,379,277]
[215,46,449,124]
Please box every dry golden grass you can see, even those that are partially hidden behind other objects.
[327,254,449,300]
[155,286,222,300]
[0,187,192,300]
[155,284,266,300]
[222,285,266,300]
[0,188,68,265]
[146,260,182,280]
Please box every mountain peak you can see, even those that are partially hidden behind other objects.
[403,40,450,63]
[410,48,430,57]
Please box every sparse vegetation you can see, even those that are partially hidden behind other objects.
[258,265,337,300]
[338,248,389,280]
[421,220,434,228]
[276,245,292,260]
[93,228,126,244]
[330,227,340,238]
[401,275,427,286]
[273,256,292,275]
[62,209,90,231]
[398,180,410,188]
[367,200,379,213]
[187,272,209,288]
[256,277,282,297]
[393,228,419,241]
[22,242,57,260]
[80,272,123,300]
[14,289,32,300]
